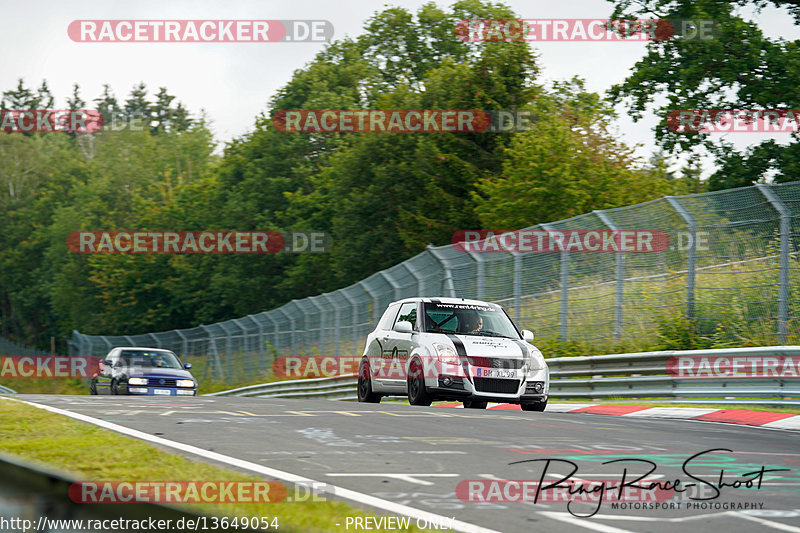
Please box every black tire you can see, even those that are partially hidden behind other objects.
[357,359,382,403]
[89,379,98,395]
[110,379,120,395]
[407,360,432,406]
[463,399,488,409]
[521,400,547,412]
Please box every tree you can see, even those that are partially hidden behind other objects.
[607,0,800,189]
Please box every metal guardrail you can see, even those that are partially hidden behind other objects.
[207,374,358,400]
[0,450,240,531]
[547,345,800,405]
[0,384,17,394]
[208,347,800,405]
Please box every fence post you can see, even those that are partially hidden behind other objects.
[174,330,189,363]
[426,245,457,297]
[594,210,625,342]
[513,252,522,324]
[277,307,295,356]
[542,224,569,341]
[340,291,360,355]
[232,318,248,375]
[248,314,266,373]
[757,184,791,343]
[471,252,486,301]
[322,294,340,357]
[308,297,326,356]
[218,322,235,381]
[665,197,696,320]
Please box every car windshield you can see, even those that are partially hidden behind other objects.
[119,350,183,370]
[422,302,520,338]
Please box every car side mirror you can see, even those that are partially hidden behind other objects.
[184,363,192,370]
[104,359,113,366]
[522,330,534,342]
[394,321,413,334]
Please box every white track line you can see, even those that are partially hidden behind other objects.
[4,397,499,533]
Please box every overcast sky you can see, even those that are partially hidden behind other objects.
[2,0,797,176]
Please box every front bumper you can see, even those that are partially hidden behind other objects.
[124,385,197,396]
[426,366,549,403]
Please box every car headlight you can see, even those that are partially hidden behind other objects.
[176,379,195,388]
[527,348,545,370]
[128,377,147,385]
[433,343,459,365]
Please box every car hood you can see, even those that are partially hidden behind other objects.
[137,368,195,380]
[448,334,527,358]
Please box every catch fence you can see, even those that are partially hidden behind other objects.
[70,182,800,383]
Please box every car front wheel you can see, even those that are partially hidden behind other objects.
[89,379,98,395]
[357,359,382,403]
[407,360,432,406]
[521,400,547,412]
[110,379,120,395]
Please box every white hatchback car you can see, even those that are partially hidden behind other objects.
[358,297,549,411]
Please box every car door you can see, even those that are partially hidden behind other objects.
[375,301,418,390]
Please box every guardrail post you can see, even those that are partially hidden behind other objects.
[406,262,426,297]
[426,245,457,297]
[542,224,569,341]
[470,251,486,301]
[249,314,266,373]
[757,184,791,343]
[595,210,625,342]
[666,197,696,320]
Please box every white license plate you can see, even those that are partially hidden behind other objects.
[475,368,516,378]
[153,389,172,395]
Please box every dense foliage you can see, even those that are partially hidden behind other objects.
[5,0,757,349]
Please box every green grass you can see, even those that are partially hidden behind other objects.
[0,398,432,533]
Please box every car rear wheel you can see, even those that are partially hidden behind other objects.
[463,399,488,409]
[407,360,432,406]
[521,400,547,412]
[357,359,382,403]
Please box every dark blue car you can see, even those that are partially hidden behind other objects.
[90,347,197,396]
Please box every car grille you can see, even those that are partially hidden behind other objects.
[147,378,177,387]
[474,378,520,394]
[468,357,524,369]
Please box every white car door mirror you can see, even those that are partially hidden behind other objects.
[522,329,534,342]
[394,321,413,334]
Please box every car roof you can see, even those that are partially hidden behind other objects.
[388,297,503,308]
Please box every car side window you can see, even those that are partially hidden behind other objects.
[378,303,401,331]
[395,302,418,331]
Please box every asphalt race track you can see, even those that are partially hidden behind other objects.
[13,395,800,533]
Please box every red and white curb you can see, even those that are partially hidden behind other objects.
[441,402,800,431]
